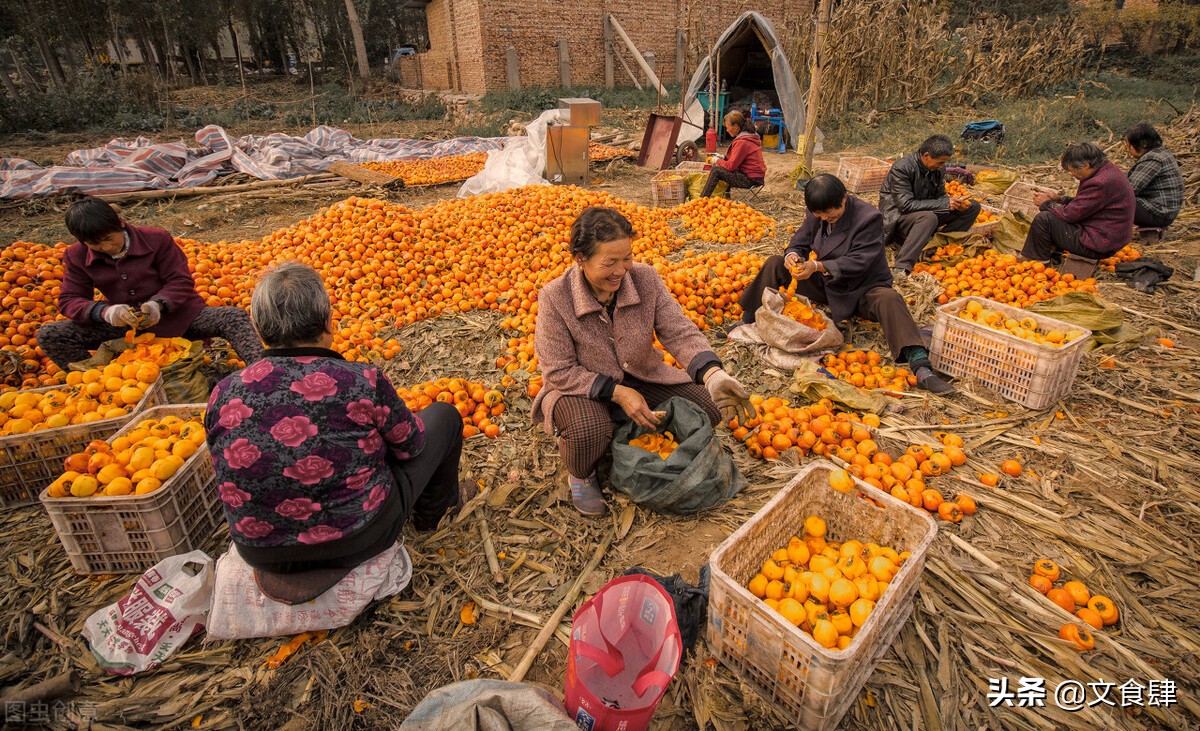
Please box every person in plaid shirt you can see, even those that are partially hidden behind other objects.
[1123,124,1184,239]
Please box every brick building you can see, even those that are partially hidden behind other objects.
[396,0,811,94]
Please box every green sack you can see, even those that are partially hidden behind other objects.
[1025,292,1123,332]
[686,172,727,200]
[610,396,746,515]
[987,211,1031,255]
[973,170,1019,195]
[71,338,211,405]
[1026,292,1142,350]
[787,360,891,414]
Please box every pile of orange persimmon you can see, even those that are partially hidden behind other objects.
[745,514,910,650]
[820,348,916,392]
[674,197,777,245]
[3,188,777,390]
[0,242,68,388]
[394,378,505,439]
[914,250,1098,307]
[1099,244,1139,272]
[360,153,487,186]
[1029,558,1120,652]
[588,141,637,161]
[729,396,976,523]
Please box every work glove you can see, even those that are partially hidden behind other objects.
[139,300,163,328]
[102,304,138,328]
[704,368,754,426]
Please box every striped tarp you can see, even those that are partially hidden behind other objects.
[0,125,510,199]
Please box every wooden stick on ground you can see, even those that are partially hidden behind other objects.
[0,671,80,704]
[475,508,504,585]
[1121,305,1200,337]
[94,174,336,203]
[509,526,616,682]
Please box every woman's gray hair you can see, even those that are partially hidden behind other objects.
[250,262,332,347]
[1060,142,1106,171]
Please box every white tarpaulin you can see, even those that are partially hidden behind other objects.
[682,11,821,152]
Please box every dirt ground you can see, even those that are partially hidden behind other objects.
[2,115,1200,731]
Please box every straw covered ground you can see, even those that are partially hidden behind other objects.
[1,112,1198,731]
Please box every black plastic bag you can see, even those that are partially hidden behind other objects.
[624,566,710,657]
[610,396,746,515]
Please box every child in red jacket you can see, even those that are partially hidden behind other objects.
[700,111,767,198]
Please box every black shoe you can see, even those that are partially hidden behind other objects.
[915,366,956,394]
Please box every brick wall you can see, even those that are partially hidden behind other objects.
[418,1,811,93]
[412,0,488,93]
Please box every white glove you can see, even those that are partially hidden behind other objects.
[103,304,138,328]
[139,300,163,327]
[704,369,754,425]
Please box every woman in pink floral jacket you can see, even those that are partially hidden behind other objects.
[206,262,467,604]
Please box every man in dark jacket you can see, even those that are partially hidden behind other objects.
[734,174,954,394]
[1022,142,1135,263]
[878,135,980,275]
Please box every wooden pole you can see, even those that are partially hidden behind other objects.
[604,17,614,89]
[557,38,571,88]
[607,14,666,97]
[802,0,832,173]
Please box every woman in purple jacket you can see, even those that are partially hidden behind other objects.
[1021,142,1135,263]
[37,197,264,370]
[532,207,754,516]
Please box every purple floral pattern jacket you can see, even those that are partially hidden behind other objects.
[205,348,425,551]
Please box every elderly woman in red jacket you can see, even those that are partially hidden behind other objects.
[37,197,263,370]
[1022,142,1135,263]
[700,111,767,198]
[532,206,754,516]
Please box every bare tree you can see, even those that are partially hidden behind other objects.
[343,0,370,78]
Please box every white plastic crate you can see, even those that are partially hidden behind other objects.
[930,296,1091,409]
[707,460,937,731]
[835,156,891,195]
[39,404,221,575]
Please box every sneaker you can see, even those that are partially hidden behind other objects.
[915,366,956,394]
[568,473,608,516]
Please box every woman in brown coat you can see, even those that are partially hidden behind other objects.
[532,207,754,516]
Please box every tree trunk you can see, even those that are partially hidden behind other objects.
[107,3,128,75]
[34,33,66,87]
[13,49,43,91]
[342,0,371,78]
[227,14,246,92]
[159,13,175,81]
[182,43,201,85]
[0,57,20,98]
[802,0,831,172]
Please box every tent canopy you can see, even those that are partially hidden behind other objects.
[682,11,819,151]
